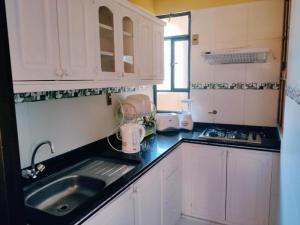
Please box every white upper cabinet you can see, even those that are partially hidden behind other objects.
[138,16,154,79]
[93,0,122,80]
[6,0,60,81]
[226,149,272,225]
[57,0,96,80]
[6,0,165,92]
[153,23,164,80]
[121,8,139,78]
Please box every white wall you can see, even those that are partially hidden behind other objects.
[190,0,283,126]
[15,87,153,169]
[280,0,300,224]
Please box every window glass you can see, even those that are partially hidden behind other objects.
[157,92,189,112]
[157,40,171,91]
[161,15,189,37]
[174,40,189,89]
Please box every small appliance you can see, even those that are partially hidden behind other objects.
[156,113,180,132]
[179,114,193,131]
[179,99,193,131]
[120,123,146,154]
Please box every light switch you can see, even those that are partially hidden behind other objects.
[192,34,199,45]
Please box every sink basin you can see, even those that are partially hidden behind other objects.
[24,157,137,217]
[25,175,106,216]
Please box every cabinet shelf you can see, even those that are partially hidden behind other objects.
[123,31,133,37]
[101,51,114,56]
[100,23,113,31]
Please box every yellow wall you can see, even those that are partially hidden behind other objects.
[128,0,155,14]
[130,0,260,15]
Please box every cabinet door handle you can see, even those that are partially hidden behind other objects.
[55,69,63,77]
[208,110,218,115]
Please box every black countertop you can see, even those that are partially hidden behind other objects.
[25,123,280,225]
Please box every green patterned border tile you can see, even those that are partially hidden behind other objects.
[191,82,280,90]
[14,87,137,104]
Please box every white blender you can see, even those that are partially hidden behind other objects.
[179,99,194,131]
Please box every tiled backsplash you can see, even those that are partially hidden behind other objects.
[286,85,300,105]
[14,87,139,103]
[191,82,280,90]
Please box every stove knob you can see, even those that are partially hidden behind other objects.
[252,132,257,140]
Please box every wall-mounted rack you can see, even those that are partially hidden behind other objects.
[202,48,270,65]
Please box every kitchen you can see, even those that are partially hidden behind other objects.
[0,0,299,225]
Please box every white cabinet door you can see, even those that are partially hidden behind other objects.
[153,23,164,80]
[84,186,135,225]
[120,7,139,79]
[226,149,272,225]
[5,0,60,81]
[92,0,122,80]
[135,165,162,225]
[162,147,182,225]
[57,0,96,80]
[137,17,153,79]
[183,144,227,222]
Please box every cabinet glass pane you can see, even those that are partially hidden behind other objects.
[157,40,171,91]
[99,7,115,72]
[123,17,134,74]
[174,40,188,89]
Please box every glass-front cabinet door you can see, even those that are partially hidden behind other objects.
[95,0,122,80]
[121,9,138,78]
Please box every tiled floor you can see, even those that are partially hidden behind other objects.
[176,216,224,225]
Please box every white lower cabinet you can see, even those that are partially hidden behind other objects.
[182,143,274,225]
[226,149,272,225]
[182,144,227,222]
[84,186,135,225]
[84,147,182,225]
[84,143,276,225]
[162,148,182,225]
[135,165,162,225]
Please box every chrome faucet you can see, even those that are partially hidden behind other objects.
[22,140,55,179]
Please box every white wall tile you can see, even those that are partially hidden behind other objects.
[191,9,215,45]
[191,1,283,126]
[214,90,245,125]
[191,90,215,123]
[214,4,248,43]
[191,45,215,83]
[248,0,284,40]
[244,90,279,126]
[214,64,246,83]
[16,88,153,168]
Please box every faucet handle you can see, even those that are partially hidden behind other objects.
[22,169,33,179]
[36,164,46,173]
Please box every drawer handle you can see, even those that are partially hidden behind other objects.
[208,110,218,115]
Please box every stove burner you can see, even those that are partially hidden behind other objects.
[199,127,262,144]
[227,130,249,140]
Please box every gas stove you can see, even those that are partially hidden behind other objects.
[199,127,262,144]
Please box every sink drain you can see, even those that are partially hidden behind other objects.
[56,204,71,213]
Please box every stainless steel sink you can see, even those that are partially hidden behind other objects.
[25,175,106,216]
[24,157,136,217]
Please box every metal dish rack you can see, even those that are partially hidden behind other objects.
[202,48,270,65]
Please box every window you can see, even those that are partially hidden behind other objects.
[155,13,191,112]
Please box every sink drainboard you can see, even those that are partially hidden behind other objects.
[77,159,135,186]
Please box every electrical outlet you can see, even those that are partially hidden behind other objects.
[106,93,112,106]
[192,34,199,45]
